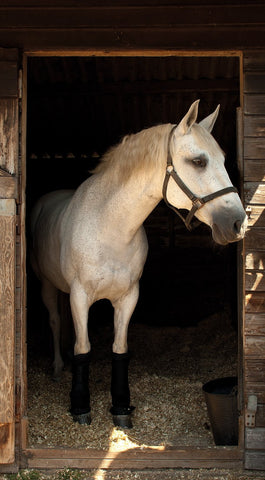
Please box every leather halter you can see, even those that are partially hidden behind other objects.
[162,125,238,231]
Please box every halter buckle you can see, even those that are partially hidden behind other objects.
[192,197,205,209]
[166,165,174,174]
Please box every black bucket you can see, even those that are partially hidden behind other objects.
[202,376,238,446]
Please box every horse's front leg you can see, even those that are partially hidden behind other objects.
[69,282,91,425]
[111,283,139,429]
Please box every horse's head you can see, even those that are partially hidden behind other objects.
[164,100,247,245]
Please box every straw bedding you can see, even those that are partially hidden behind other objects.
[27,312,237,450]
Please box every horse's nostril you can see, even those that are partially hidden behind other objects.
[234,220,242,235]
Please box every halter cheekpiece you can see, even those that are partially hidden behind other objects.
[162,125,238,231]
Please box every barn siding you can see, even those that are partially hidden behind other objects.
[0,49,19,466]
[243,51,265,471]
[0,1,264,51]
[0,1,264,472]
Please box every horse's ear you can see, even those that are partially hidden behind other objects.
[176,100,200,135]
[199,105,220,133]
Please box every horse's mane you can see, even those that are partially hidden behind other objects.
[92,123,172,184]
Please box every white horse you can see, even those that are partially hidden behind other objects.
[30,100,247,428]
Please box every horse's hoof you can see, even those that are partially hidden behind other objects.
[72,412,91,425]
[113,414,133,429]
[52,365,64,382]
[52,373,62,382]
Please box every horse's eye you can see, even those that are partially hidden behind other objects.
[192,157,206,168]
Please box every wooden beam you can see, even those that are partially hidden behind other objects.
[23,446,242,470]
[0,27,264,52]
[0,5,264,29]
[0,99,18,175]
[29,78,239,98]
[0,62,17,98]
[0,199,16,464]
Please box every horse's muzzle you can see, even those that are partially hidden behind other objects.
[212,212,248,245]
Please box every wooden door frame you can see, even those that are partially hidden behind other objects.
[19,49,245,471]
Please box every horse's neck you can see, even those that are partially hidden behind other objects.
[96,167,164,240]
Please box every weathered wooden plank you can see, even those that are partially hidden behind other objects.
[0,199,16,464]
[246,292,265,313]
[245,359,265,382]
[244,95,265,115]
[0,424,14,465]
[0,62,17,98]
[247,207,265,233]
[245,382,265,404]
[0,0,263,5]
[244,51,265,72]
[244,116,265,138]
[256,405,265,427]
[245,450,265,470]
[245,230,265,251]
[245,313,265,335]
[24,446,242,470]
[0,27,264,52]
[245,272,265,292]
[245,251,265,270]
[244,183,265,205]
[245,205,265,226]
[245,160,265,182]
[0,48,17,62]
[245,427,265,450]
[245,336,265,357]
[244,73,265,94]
[0,5,264,28]
[30,78,238,98]
[0,176,17,199]
[244,138,265,160]
[0,99,18,174]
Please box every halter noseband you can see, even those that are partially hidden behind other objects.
[162,125,238,231]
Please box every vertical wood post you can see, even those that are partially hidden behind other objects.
[0,199,16,463]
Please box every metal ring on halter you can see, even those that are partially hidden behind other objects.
[162,125,238,231]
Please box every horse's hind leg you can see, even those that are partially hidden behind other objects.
[111,283,139,429]
[69,282,91,425]
[41,279,64,380]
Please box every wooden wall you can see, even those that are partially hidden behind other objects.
[0,1,264,471]
[243,51,265,470]
[0,1,264,52]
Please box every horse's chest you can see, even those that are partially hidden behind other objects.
[62,223,148,301]
[77,246,145,302]
[68,263,129,305]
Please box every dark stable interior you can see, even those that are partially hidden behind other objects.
[26,56,240,360]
